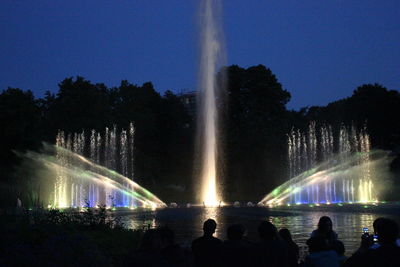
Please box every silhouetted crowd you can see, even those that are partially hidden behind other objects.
[127,216,400,267]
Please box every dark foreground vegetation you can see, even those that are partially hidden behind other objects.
[0,207,143,266]
[1,64,400,205]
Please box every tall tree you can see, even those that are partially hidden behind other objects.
[0,88,42,182]
[222,65,292,200]
[46,76,112,134]
[306,83,400,149]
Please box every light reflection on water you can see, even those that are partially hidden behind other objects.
[119,206,400,257]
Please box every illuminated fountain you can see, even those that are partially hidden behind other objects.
[196,0,225,206]
[259,123,385,206]
[44,123,165,208]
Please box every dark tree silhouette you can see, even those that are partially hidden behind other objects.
[305,83,400,149]
[46,76,112,133]
[0,88,42,177]
[222,64,292,200]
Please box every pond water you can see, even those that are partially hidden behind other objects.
[118,204,400,258]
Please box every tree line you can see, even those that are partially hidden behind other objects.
[1,64,399,206]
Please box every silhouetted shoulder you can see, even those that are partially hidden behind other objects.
[254,239,289,267]
[192,236,223,267]
[192,236,222,249]
[304,250,338,267]
[220,239,254,267]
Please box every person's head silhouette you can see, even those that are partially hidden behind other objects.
[318,216,333,233]
[203,219,217,237]
[258,221,278,241]
[375,218,399,244]
[373,217,385,235]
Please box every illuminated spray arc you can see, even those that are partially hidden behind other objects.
[197,0,226,206]
[260,123,379,206]
[50,123,165,208]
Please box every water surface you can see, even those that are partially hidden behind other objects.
[119,205,400,257]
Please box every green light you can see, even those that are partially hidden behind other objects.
[338,203,343,206]
[272,188,280,196]
[143,188,153,197]
[112,207,116,211]
[363,205,369,208]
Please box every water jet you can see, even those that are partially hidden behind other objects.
[196,0,226,206]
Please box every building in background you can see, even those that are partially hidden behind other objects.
[178,91,196,116]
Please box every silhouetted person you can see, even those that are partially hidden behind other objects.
[220,224,253,267]
[140,229,163,252]
[369,217,400,249]
[368,218,400,266]
[345,218,400,267]
[254,221,289,267]
[304,236,339,267]
[279,228,299,266]
[343,218,378,266]
[311,216,338,247]
[191,219,222,267]
[159,227,187,267]
[129,229,170,267]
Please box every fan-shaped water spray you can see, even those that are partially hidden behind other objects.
[260,123,386,206]
[259,150,391,206]
[24,143,166,209]
[31,123,166,209]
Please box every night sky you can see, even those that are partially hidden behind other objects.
[1,0,399,109]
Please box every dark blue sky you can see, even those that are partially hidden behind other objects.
[1,0,399,109]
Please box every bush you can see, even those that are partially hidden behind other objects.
[0,206,143,266]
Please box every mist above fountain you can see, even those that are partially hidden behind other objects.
[196,0,226,206]
[260,123,390,206]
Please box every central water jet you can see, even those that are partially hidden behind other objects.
[197,0,226,206]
